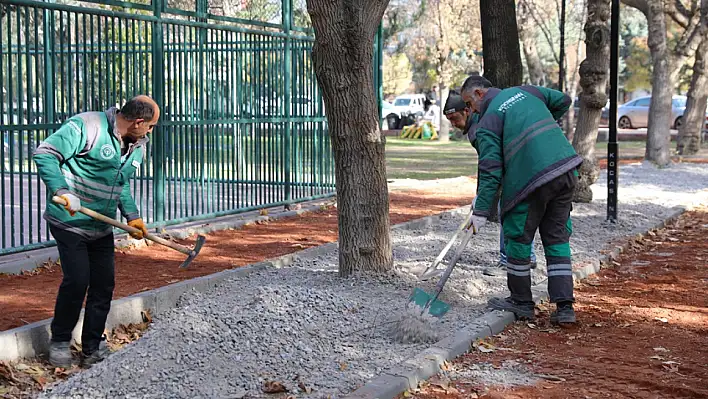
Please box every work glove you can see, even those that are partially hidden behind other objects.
[127,218,148,240]
[466,215,487,234]
[59,193,81,216]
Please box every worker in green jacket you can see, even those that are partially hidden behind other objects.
[33,95,159,367]
[442,90,537,276]
[460,76,581,325]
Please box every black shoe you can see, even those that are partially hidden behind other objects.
[488,296,535,320]
[550,302,577,325]
[81,340,109,368]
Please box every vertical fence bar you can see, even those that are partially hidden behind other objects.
[0,5,5,248]
[152,0,166,223]
[282,0,292,206]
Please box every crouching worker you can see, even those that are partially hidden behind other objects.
[443,90,537,277]
[459,76,581,325]
[33,95,159,367]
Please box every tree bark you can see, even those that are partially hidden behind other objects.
[571,0,611,203]
[306,0,393,276]
[479,0,523,88]
[517,0,546,86]
[645,0,673,166]
[677,36,708,155]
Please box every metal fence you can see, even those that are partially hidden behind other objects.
[0,0,384,255]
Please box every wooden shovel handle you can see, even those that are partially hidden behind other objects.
[51,196,192,255]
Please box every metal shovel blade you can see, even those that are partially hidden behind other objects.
[409,287,450,318]
[179,235,206,269]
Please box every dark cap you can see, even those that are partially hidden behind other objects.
[443,90,467,115]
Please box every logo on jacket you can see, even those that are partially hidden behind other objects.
[100,144,117,160]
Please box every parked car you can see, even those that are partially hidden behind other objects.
[617,95,708,130]
[391,94,428,117]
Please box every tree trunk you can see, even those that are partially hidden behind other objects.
[437,83,450,142]
[571,0,611,203]
[479,0,523,88]
[645,0,673,166]
[306,0,393,277]
[517,0,546,86]
[565,24,586,142]
[677,36,708,155]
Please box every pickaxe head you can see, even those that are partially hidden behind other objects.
[179,235,206,268]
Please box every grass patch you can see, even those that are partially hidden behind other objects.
[384,137,651,180]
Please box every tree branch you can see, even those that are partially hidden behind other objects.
[527,1,561,64]
[666,1,691,28]
[620,0,649,16]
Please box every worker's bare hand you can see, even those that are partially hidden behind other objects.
[127,218,148,240]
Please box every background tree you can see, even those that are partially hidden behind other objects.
[572,0,610,203]
[677,0,708,155]
[517,0,547,86]
[621,0,705,166]
[306,0,393,277]
[383,53,414,97]
[479,0,523,88]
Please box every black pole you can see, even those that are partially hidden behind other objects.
[559,0,566,92]
[607,0,620,222]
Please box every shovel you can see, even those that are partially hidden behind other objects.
[409,225,476,318]
[52,196,205,268]
[418,209,473,281]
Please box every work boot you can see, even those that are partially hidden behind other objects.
[488,297,535,320]
[550,302,577,325]
[483,260,507,276]
[81,340,109,368]
[49,341,73,368]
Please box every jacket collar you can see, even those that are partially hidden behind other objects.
[479,88,502,117]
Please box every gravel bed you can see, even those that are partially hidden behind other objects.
[41,162,708,399]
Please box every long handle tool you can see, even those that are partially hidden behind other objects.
[418,209,473,281]
[52,196,205,268]
[409,225,476,318]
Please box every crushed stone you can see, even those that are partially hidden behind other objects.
[448,360,539,388]
[40,163,708,398]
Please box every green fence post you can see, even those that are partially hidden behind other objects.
[152,0,166,223]
[43,7,56,241]
[282,0,292,207]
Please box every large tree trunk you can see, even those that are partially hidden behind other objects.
[517,0,546,85]
[571,0,611,203]
[479,0,523,88]
[677,36,708,155]
[645,0,673,166]
[307,0,393,276]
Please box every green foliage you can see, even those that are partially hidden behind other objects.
[623,37,652,92]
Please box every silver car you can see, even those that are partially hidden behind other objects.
[617,95,708,130]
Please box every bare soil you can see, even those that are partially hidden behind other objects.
[411,208,708,399]
[0,180,476,332]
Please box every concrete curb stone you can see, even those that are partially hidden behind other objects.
[343,205,688,399]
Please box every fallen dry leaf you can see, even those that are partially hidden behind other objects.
[263,380,287,394]
[298,381,313,394]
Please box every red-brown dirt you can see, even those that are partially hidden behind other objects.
[0,185,475,331]
[411,208,708,399]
